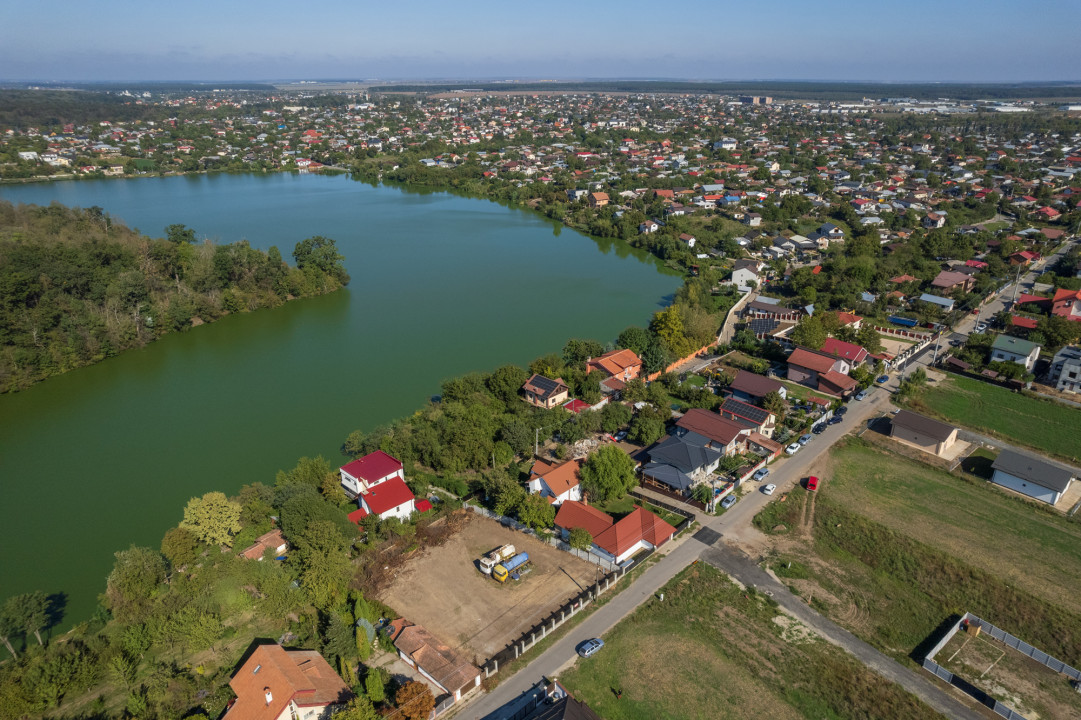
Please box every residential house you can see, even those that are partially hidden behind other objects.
[1052,288,1081,321]
[918,293,955,312]
[923,211,947,228]
[387,619,482,701]
[528,458,583,506]
[222,643,352,720]
[674,408,753,457]
[239,529,288,561]
[730,259,761,287]
[553,501,676,565]
[639,220,660,234]
[744,212,762,227]
[586,348,642,383]
[587,191,609,209]
[718,398,777,439]
[647,434,723,478]
[991,450,1075,506]
[678,233,696,248]
[743,299,804,323]
[728,369,786,403]
[990,335,1040,372]
[522,374,570,408]
[890,410,959,457]
[340,451,418,522]
[1050,346,1081,393]
[787,347,858,397]
[930,270,975,294]
[820,337,869,367]
[485,679,602,720]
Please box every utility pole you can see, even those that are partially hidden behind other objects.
[1010,262,1023,304]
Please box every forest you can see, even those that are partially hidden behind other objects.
[0,200,350,392]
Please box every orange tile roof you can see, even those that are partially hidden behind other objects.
[593,507,676,558]
[788,347,836,374]
[531,458,582,497]
[390,621,481,696]
[587,348,642,377]
[225,645,351,720]
[553,500,614,538]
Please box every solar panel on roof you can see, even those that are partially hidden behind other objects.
[530,375,559,394]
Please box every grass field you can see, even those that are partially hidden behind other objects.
[594,495,686,529]
[755,439,1081,667]
[558,564,942,720]
[908,374,1081,462]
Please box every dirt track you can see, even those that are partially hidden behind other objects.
[378,512,598,662]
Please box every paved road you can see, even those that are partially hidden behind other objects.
[464,389,981,713]
[700,544,988,720]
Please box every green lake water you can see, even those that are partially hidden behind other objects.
[0,172,680,632]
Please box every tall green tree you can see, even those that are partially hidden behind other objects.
[790,315,827,349]
[292,235,349,284]
[580,445,637,502]
[0,601,20,658]
[517,492,556,531]
[103,546,167,624]
[336,695,380,720]
[180,491,242,547]
[292,520,353,610]
[568,527,593,551]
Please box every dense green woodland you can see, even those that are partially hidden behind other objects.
[0,200,349,392]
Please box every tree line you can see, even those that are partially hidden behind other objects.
[0,200,350,392]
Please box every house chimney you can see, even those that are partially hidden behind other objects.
[264,688,273,705]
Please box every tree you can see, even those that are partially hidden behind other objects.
[104,546,167,624]
[292,520,353,610]
[762,391,787,422]
[790,315,826,349]
[693,484,713,504]
[568,527,593,550]
[395,681,435,720]
[628,405,667,446]
[517,492,555,531]
[164,223,195,244]
[180,491,242,547]
[650,306,693,358]
[486,364,529,406]
[293,235,349,284]
[3,592,48,648]
[322,612,358,679]
[160,526,200,569]
[334,695,379,720]
[365,666,387,704]
[616,326,651,356]
[855,324,883,354]
[276,455,336,490]
[600,401,632,433]
[0,601,19,658]
[580,445,637,502]
[563,338,605,366]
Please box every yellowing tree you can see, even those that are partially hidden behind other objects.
[180,491,242,547]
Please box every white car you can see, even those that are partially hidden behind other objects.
[785,442,801,456]
[762,483,777,496]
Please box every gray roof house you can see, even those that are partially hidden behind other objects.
[889,410,958,457]
[990,449,1075,506]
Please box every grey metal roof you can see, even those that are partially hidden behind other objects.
[648,435,722,475]
[991,449,1076,493]
[890,410,957,442]
[641,462,695,492]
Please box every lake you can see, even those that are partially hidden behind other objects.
[0,172,680,632]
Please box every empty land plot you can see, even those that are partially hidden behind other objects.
[937,631,1080,720]
[909,374,1081,462]
[378,512,598,662]
[819,439,1081,615]
[558,564,942,720]
[878,335,916,357]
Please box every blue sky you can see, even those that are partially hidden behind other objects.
[3,0,1079,83]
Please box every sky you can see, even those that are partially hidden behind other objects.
[3,0,1079,84]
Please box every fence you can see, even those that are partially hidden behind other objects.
[921,612,1081,720]
[873,324,932,341]
[480,565,628,679]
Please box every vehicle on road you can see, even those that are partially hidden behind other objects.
[577,638,605,658]
[720,494,737,509]
[752,467,770,481]
[876,375,889,384]
[976,322,988,333]
[827,415,843,425]
[798,433,812,445]
[812,423,826,434]
[835,406,848,416]
[855,390,869,401]
[785,442,801,456]
[806,476,818,491]
[762,483,777,496]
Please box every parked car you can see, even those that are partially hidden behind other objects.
[827,415,843,425]
[812,423,826,434]
[806,476,818,491]
[752,467,770,481]
[876,375,889,384]
[976,322,988,333]
[762,483,777,496]
[855,389,869,401]
[614,430,627,441]
[798,433,812,445]
[835,406,848,416]
[577,638,605,658]
[785,442,801,456]
[720,494,737,509]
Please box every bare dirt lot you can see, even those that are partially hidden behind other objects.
[378,512,599,663]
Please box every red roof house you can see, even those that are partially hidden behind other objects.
[341,451,416,522]
[553,501,675,564]
[821,338,869,365]
[1052,288,1081,321]
[222,644,352,720]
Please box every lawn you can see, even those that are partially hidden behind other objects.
[594,495,686,529]
[756,439,1081,667]
[558,564,942,720]
[907,374,1081,462]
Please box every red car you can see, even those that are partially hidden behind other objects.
[806,476,819,491]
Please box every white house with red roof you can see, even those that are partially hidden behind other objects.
[340,451,419,522]
[527,458,583,506]
[553,501,676,565]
